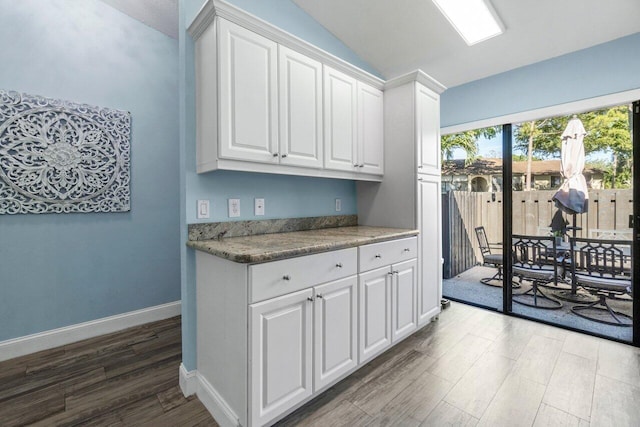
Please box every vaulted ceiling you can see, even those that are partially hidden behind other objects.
[292,0,640,87]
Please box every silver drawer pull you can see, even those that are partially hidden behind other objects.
[353,163,359,167]
[388,272,394,276]
[375,254,382,259]
[272,153,279,157]
[403,248,411,252]
[283,275,291,281]
[336,263,343,268]
[307,297,314,302]
[281,154,287,158]
[358,164,364,168]
[317,294,323,299]
[393,270,399,274]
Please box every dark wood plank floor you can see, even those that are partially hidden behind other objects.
[0,317,218,427]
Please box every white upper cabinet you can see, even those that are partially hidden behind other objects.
[278,46,323,168]
[324,66,384,175]
[357,82,384,175]
[218,19,278,163]
[190,5,385,181]
[416,84,440,175]
[324,66,358,172]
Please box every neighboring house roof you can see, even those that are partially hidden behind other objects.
[442,158,604,176]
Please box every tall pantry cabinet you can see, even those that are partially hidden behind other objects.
[357,71,447,326]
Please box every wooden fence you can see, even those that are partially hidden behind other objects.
[442,189,633,278]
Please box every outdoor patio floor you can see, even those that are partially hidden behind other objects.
[443,266,633,342]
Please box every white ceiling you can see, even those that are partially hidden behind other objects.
[100,0,178,39]
[292,0,640,88]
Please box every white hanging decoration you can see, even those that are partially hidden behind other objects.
[0,90,131,214]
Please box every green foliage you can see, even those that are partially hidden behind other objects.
[441,126,499,164]
[514,105,632,188]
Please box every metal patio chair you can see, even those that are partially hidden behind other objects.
[475,226,504,286]
[570,238,633,326]
[511,235,563,309]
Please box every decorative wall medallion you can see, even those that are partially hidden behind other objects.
[0,90,131,214]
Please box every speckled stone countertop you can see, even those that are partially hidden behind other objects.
[187,226,419,263]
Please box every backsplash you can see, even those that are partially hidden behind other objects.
[188,214,358,241]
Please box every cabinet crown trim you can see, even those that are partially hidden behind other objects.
[188,0,385,89]
[384,70,446,94]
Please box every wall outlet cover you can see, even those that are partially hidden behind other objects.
[228,198,240,218]
[255,198,265,216]
[196,200,210,219]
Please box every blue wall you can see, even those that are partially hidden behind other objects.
[441,32,640,127]
[180,0,376,370]
[0,0,180,341]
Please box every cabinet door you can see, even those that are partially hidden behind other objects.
[314,276,358,391]
[324,65,358,172]
[357,82,384,175]
[417,175,442,326]
[358,266,392,364]
[391,259,418,342]
[250,289,313,426]
[279,46,323,168]
[415,84,440,174]
[218,19,278,163]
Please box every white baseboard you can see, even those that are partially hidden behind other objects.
[179,363,198,397]
[188,371,240,427]
[0,301,181,362]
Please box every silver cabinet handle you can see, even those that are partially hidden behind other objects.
[317,294,323,299]
[353,163,359,167]
[393,270,399,274]
[281,154,287,158]
[307,297,314,302]
[336,263,343,268]
[283,275,291,281]
[388,271,394,276]
[358,164,364,168]
[273,153,279,157]
[418,165,423,169]
[418,177,423,181]
[403,248,411,252]
[375,254,382,259]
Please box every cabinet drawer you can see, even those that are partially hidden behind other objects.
[359,237,417,272]
[249,248,357,303]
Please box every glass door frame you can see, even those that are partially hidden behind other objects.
[500,105,640,347]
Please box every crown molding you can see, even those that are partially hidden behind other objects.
[187,0,384,89]
[385,70,447,94]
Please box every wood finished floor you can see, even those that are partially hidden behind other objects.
[2,303,640,426]
[0,317,218,427]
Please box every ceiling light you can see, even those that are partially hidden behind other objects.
[432,0,504,46]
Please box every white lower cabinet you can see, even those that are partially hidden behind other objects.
[196,236,423,427]
[358,266,392,364]
[359,257,417,364]
[250,289,313,427]
[313,276,358,390]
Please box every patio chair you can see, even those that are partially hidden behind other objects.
[570,238,632,327]
[511,235,564,309]
[475,226,504,286]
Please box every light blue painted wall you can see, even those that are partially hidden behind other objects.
[179,0,377,370]
[441,32,640,127]
[0,0,180,341]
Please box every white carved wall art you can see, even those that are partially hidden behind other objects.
[0,90,131,214]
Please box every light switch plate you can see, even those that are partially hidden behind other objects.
[196,200,210,219]
[255,198,265,216]
[228,198,240,218]
[335,198,342,212]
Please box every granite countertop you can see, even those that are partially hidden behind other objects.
[187,226,419,263]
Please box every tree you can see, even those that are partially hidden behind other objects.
[513,105,632,189]
[441,126,499,164]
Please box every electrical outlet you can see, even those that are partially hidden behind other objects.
[335,198,342,212]
[196,200,210,219]
[228,198,240,218]
[255,198,265,216]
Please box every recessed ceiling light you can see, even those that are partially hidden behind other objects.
[432,0,505,46]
